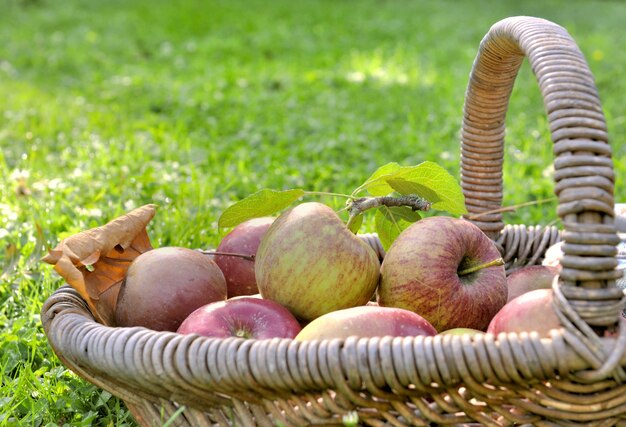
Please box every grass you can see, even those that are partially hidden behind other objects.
[1,0,625,425]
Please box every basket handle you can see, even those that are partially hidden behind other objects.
[460,17,622,321]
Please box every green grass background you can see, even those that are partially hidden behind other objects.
[1,0,625,425]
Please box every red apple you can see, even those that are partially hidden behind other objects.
[487,288,561,338]
[214,217,274,297]
[378,216,507,332]
[177,296,301,339]
[116,247,227,331]
[506,265,559,302]
[294,305,437,340]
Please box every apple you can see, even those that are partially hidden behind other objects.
[177,296,301,339]
[439,328,484,336]
[255,202,380,322]
[115,247,227,331]
[294,305,437,340]
[487,288,561,338]
[377,216,507,332]
[506,264,559,302]
[214,217,274,297]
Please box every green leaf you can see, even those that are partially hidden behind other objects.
[386,178,441,203]
[355,162,401,196]
[374,206,421,250]
[218,188,305,228]
[347,213,364,234]
[355,161,466,215]
[391,161,466,215]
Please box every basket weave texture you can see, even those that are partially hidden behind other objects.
[42,16,626,426]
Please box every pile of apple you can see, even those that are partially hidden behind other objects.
[114,201,563,340]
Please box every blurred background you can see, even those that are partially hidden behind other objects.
[1,0,625,424]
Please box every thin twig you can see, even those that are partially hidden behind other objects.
[198,250,255,261]
[465,197,557,220]
[348,195,431,215]
[345,195,431,231]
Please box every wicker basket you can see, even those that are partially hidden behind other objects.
[42,16,626,426]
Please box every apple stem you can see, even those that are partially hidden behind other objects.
[458,257,505,276]
[235,329,251,339]
[199,250,255,261]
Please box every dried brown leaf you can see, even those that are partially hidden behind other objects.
[42,204,156,325]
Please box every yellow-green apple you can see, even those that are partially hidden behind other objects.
[177,296,301,339]
[439,328,484,336]
[487,288,561,338]
[295,305,436,340]
[506,265,559,302]
[255,202,380,322]
[115,247,227,331]
[378,216,507,332]
[214,217,274,297]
